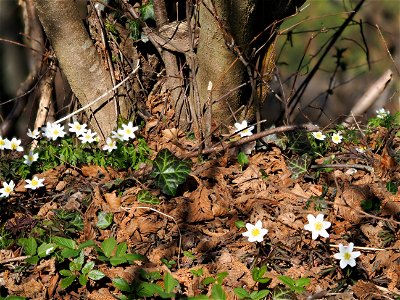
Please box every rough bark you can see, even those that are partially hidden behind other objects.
[34,0,119,140]
[195,0,306,130]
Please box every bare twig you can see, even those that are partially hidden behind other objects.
[0,256,31,264]
[310,163,374,173]
[184,123,319,158]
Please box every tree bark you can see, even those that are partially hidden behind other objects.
[34,0,119,140]
[195,0,306,131]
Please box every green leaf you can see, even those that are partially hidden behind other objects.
[287,153,312,179]
[59,269,73,277]
[190,268,203,277]
[115,242,128,257]
[278,275,295,288]
[252,265,270,283]
[79,274,88,286]
[202,276,216,286]
[211,284,226,300]
[183,251,196,259]
[61,248,80,258]
[37,243,56,258]
[78,239,96,250]
[112,277,132,292]
[140,1,155,21]
[70,251,84,271]
[234,287,250,299]
[386,182,398,195]
[20,237,37,256]
[235,220,246,229]
[26,256,39,265]
[187,296,209,300]
[124,253,146,262]
[164,272,179,294]
[295,277,311,287]
[216,272,229,285]
[60,275,76,289]
[52,236,77,249]
[238,152,249,167]
[101,237,117,258]
[81,261,95,275]
[250,290,270,300]
[96,211,113,229]
[151,149,191,196]
[136,282,163,297]
[127,19,141,40]
[110,256,127,266]
[4,296,26,300]
[137,190,160,205]
[88,270,105,280]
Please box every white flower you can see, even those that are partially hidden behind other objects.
[0,136,9,150]
[27,128,40,139]
[331,132,343,144]
[111,130,124,141]
[78,129,97,144]
[117,122,138,141]
[102,137,117,152]
[5,138,24,152]
[68,121,87,136]
[0,180,15,198]
[376,108,389,119]
[242,220,268,243]
[23,151,39,166]
[333,243,361,269]
[355,146,366,153]
[25,176,45,190]
[312,131,326,141]
[43,122,66,141]
[304,214,331,240]
[234,120,254,137]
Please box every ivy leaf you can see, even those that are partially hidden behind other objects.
[287,153,312,179]
[151,149,191,196]
[96,211,113,229]
[137,190,160,205]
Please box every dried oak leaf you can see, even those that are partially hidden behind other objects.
[186,185,214,223]
[104,191,121,211]
[334,185,370,223]
[352,280,383,300]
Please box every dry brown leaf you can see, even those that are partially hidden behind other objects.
[187,185,214,223]
[334,185,369,223]
[104,191,121,211]
[352,280,383,300]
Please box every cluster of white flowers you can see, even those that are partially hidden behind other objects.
[242,213,361,269]
[105,121,138,152]
[312,131,343,144]
[376,108,390,119]
[0,136,24,152]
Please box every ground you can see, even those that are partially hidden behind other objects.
[0,102,399,300]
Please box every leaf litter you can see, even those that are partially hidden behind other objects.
[0,111,399,299]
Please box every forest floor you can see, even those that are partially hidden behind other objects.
[0,100,399,300]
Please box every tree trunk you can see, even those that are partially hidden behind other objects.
[34,0,120,140]
[195,0,305,132]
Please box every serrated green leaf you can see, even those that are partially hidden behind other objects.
[52,236,77,249]
[101,237,117,258]
[278,275,295,288]
[295,277,311,287]
[37,243,56,258]
[164,272,179,294]
[250,289,269,300]
[81,261,95,275]
[26,256,39,265]
[78,239,96,250]
[125,253,145,262]
[151,149,191,196]
[70,251,84,271]
[79,274,88,286]
[96,211,113,229]
[202,276,216,286]
[60,275,76,289]
[140,2,155,21]
[135,282,163,297]
[183,251,196,259]
[137,190,160,204]
[287,153,311,179]
[235,220,246,229]
[216,272,228,285]
[61,248,80,258]
[115,242,128,256]
[110,256,127,266]
[211,284,226,300]
[233,287,250,299]
[112,277,132,292]
[88,270,105,280]
[21,237,37,256]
